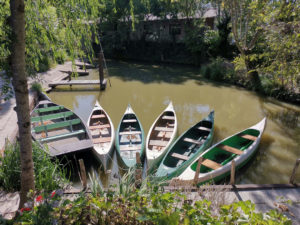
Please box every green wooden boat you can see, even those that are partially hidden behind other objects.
[115,104,145,168]
[31,100,93,156]
[154,111,214,181]
[177,118,266,185]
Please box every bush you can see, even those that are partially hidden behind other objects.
[30,82,43,93]
[0,142,68,192]
[201,57,230,82]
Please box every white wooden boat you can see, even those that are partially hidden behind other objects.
[146,102,178,171]
[88,101,115,172]
[176,118,267,185]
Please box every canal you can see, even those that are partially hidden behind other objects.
[48,60,300,186]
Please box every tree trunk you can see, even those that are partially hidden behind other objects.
[10,0,35,207]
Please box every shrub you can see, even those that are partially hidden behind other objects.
[30,82,43,93]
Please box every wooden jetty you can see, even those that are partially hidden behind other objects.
[60,70,89,76]
[49,80,101,88]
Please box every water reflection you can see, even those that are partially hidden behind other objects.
[49,60,300,185]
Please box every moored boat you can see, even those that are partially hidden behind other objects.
[31,100,93,156]
[115,104,145,168]
[154,111,214,180]
[146,101,177,172]
[88,100,115,172]
[176,117,267,185]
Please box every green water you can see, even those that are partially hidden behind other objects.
[48,60,300,185]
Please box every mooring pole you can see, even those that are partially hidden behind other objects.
[79,159,87,190]
[98,52,107,91]
[289,158,300,184]
[230,160,236,185]
[135,152,142,188]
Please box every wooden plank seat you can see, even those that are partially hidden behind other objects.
[33,119,81,133]
[183,138,204,145]
[119,145,141,151]
[93,136,111,144]
[89,124,110,130]
[149,140,169,147]
[171,153,189,161]
[39,129,85,142]
[91,114,106,119]
[239,134,257,141]
[157,131,172,138]
[31,111,73,123]
[218,144,243,155]
[202,158,222,170]
[123,119,137,123]
[119,131,142,135]
[197,126,211,132]
[162,115,175,120]
[154,127,174,132]
[34,105,64,114]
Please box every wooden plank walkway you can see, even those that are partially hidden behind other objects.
[49,80,100,88]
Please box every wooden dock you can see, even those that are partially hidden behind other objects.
[49,80,101,88]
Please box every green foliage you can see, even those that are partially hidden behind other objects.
[0,142,68,192]
[30,82,43,93]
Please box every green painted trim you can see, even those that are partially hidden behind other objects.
[34,105,64,114]
[31,111,74,123]
[33,118,81,133]
[40,129,85,142]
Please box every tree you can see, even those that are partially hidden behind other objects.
[9,0,35,207]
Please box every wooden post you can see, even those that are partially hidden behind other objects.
[135,152,142,188]
[230,160,236,185]
[98,52,107,90]
[194,157,203,185]
[289,158,300,184]
[79,159,87,190]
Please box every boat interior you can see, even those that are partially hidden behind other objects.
[119,113,142,160]
[191,129,260,173]
[163,119,213,168]
[148,111,175,152]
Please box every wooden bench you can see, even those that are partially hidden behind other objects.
[39,129,85,142]
[171,153,189,161]
[183,138,204,145]
[239,134,257,141]
[91,114,106,119]
[31,111,73,123]
[123,119,137,123]
[89,124,110,130]
[157,131,172,138]
[162,115,175,120]
[218,144,243,155]
[34,105,64,114]
[197,126,211,132]
[154,127,174,132]
[149,140,169,147]
[93,136,111,144]
[119,131,142,135]
[33,119,81,133]
[119,145,141,151]
[202,159,222,170]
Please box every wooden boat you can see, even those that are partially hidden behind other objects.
[115,104,145,168]
[177,117,266,185]
[146,102,177,171]
[31,100,93,156]
[87,100,115,172]
[154,111,214,180]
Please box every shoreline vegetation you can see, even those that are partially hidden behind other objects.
[0,143,293,224]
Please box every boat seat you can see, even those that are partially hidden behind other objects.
[239,134,257,141]
[218,144,243,155]
[39,129,85,142]
[162,115,175,120]
[34,105,64,114]
[149,140,169,147]
[119,131,142,135]
[91,114,106,119]
[154,127,173,132]
[171,153,189,161]
[33,119,81,133]
[89,124,110,130]
[123,119,137,123]
[93,136,111,144]
[31,111,74,123]
[183,138,204,145]
[157,131,172,138]
[202,159,222,170]
[197,126,211,132]
[119,145,141,151]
